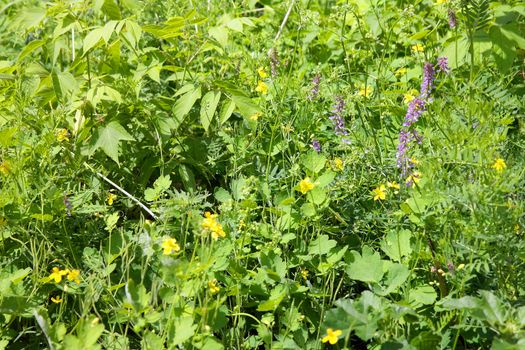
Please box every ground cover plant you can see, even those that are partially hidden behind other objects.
[0,0,524,348]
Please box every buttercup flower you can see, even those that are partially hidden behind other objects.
[255,81,268,94]
[333,158,344,171]
[51,296,63,304]
[49,267,68,283]
[66,269,81,284]
[202,212,226,240]
[250,112,262,121]
[208,279,220,294]
[395,67,408,76]
[107,193,117,205]
[373,185,387,201]
[406,171,422,187]
[257,67,268,78]
[56,128,69,142]
[492,158,506,172]
[162,237,181,255]
[403,89,419,105]
[358,85,374,97]
[299,177,315,194]
[322,328,342,345]
[411,44,424,53]
[387,181,400,190]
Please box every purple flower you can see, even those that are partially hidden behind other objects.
[420,62,435,98]
[403,98,426,127]
[307,74,321,100]
[437,56,450,74]
[329,96,348,137]
[63,193,73,217]
[269,48,279,77]
[311,139,321,153]
[448,9,457,29]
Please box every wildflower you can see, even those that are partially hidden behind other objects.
[329,96,348,137]
[202,212,226,240]
[411,44,424,53]
[48,267,68,283]
[56,128,69,142]
[51,296,63,304]
[420,62,435,98]
[307,74,321,100]
[269,48,279,76]
[403,98,426,127]
[457,263,465,270]
[299,177,315,194]
[333,158,344,171]
[250,112,262,121]
[300,269,309,280]
[448,9,457,29]
[437,56,450,74]
[373,185,387,201]
[63,194,73,217]
[66,269,81,284]
[395,67,408,76]
[322,328,342,345]
[358,85,374,97]
[403,89,419,105]
[311,139,321,153]
[162,237,181,255]
[405,171,422,187]
[387,181,400,190]
[255,81,268,94]
[0,160,11,176]
[492,158,506,172]
[257,67,268,78]
[107,193,117,205]
[208,279,220,294]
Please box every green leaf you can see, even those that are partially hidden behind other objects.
[408,285,437,307]
[18,7,46,30]
[257,284,287,311]
[200,91,221,132]
[346,246,384,283]
[230,94,260,119]
[373,262,409,296]
[171,316,197,346]
[219,98,235,125]
[17,40,45,61]
[442,36,469,68]
[301,151,326,174]
[172,85,201,129]
[83,27,105,54]
[102,0,122,20]
[380,229,412,262]
[307,187,327,205]
[308,235,337,256]
[93,121,135,164]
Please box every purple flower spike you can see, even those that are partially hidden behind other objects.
[420,62,435,98]
[403,98,426,127]
[329,96,348,137]
[311,139,321,153]
[307,74,321,101]
[448,9,457,29]
[437,56,450,74]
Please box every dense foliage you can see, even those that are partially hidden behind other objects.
[1,0,525,348]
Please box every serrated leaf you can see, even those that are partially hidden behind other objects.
[380,229,412,262]
[408,285,437,307]
[93,121,134,164]
[301,151,326,174]
[308,235,337,256]
[172,85,201,129]
[83,27,105,54]
[346,246,384,283]
[200,91,221,132]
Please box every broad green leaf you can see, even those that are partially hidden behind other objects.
[219,98,235,125]
[209,26,228,47]
[442,36,469,69]
[257,284,287,311]
[123,20,142,48]
[346,246,384,283]
[171,316,197,345]
[18,7,46,30]
[373,262,409,296]
[102,20,118,42]
[93,121,135,164]
[380,229,412,262]
[18,40,45,61]
[172,85,201,129]
[308,235,337,256]
[230,94,260,119]
[316,171,336,188]
[83,27,105,54]
[200,91,221,132]
[102,0,122,20]
[307,187,326,205]
[408,285,437,307]
[214,187,232,203]
[301,151,326,174]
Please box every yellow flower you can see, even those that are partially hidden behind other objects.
[56,128,69,142]
[51,296,63,304]
[457,263,465,270]
[107,193,117,205]
[202,212,226,240]
[66,269,81,284]
[411,44,424,53]
[298,177,315,194]
[49,267,68,283]
[0,160,11,175]
[208,279,220,294]
[300,269,309,280]
[322,328,342,345]
[255,81,268,95]
[257,67,268,78]
[358,85,373,97]
[492,158,506,172]
[372,185,387,201]
[333,158,344,172]
[161,237,181,255]
[387,181,400,190]
[395,67,408,76]
[406,171,422,187]
[403,89,419,104]
[250,112,262,121]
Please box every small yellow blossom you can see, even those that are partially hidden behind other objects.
[333,158,344,172]
[403,89,419,104]
[300,269,309,280]
[202,212,226,240]
[51,296,63,304]
[406,172,422,187]
[257,67,268,78]
[66,269,81,284]
[457,263,465,270]
[56,128,70,142]
[492,158,506,172]
[358,85,374,97]
[0,160,11,175]
[208,279,220,294]
[298,177,315,194]
[387,181,400,190]
[107,193,117,205]
[250,112,262,121]
[322,328,342,345]
[411,44,424,53]
[161,237,181,255]
[410,157,419,165]
[395,67,408,76]
[255,81,268,95]
[372,185,387,201]
[49,267,68,283]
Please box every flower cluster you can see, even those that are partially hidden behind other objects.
[448,9,457,29]
[311,139,321,153]
[63,194,72,217]
[161,237,180,255]
[202,212,226,240]
[307,74,321,101]
[56,128,69,142]
[329,96,349,141]
[372,181,400,201]
[48,267,81,284]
